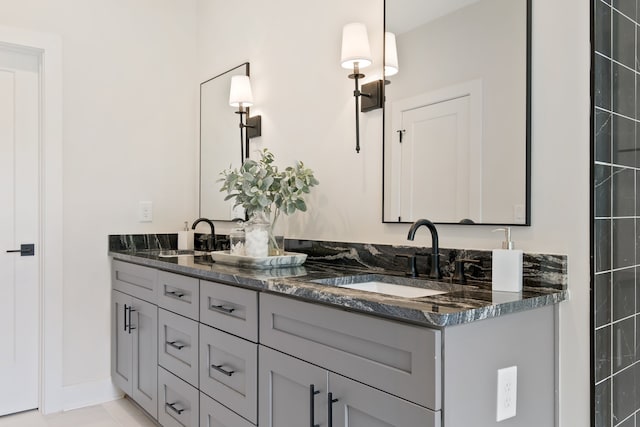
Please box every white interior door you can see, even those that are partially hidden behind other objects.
[0,46,40,416]
[394,92,482,223]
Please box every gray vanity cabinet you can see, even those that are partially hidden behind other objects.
[111,290,158,419]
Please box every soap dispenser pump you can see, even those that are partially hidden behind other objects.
[491,227,523,293]
[177,221,195,250]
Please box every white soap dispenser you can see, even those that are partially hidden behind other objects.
[177,221,195,250]
[491,227,523,293]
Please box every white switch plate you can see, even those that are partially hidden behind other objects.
[496,366,517,422]
[513,204,525,222]
[139,201,153,222]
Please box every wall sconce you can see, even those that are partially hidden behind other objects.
[229,75,261,158]
[340,22,383,153]
[384,32,399,77]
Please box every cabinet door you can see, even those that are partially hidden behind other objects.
[329,373,440,427]
[111,290,132,395]
[131,296,158,418]
[259,346,327,427]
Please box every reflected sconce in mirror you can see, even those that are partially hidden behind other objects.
[384,32,399,77]
[340,22,383,153]
[229,75,261,158]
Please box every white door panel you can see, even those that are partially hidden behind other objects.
[0,48,40,416]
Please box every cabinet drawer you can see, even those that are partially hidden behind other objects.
[200,392,255,427]
[200,280,258,342]
[158,270,199,320]
[158,366,199,427]
[260,293,441,410]
[200,324,258,424]
[158,309,199,388]
[112,260,157,303]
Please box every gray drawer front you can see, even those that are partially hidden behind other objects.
[200,280,258,342]
[260,293,441,410]
[112,260,157,303]
[200,324,258,424]
[200,392,255,427]
[158,270,199,320]
[158,309,199,387]
[158,366,199,427]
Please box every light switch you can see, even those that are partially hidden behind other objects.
[139,201,153,222]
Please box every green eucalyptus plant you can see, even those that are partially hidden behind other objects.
[218,148,319,235]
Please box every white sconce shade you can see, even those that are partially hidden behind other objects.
[340,23,372,69]
[385,32,399,76]
[229,75,254,108]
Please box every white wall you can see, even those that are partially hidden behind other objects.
[0,0,199,407]
[197,0,590,425]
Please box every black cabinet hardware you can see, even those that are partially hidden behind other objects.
[165,402,184,415]
[167,341,185,350]
[211,364,234,377]
[209,304,235,314]
[6,243,35,256]
[310,384,320,427]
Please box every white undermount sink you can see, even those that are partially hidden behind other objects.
[311,274,450,299]
[157,250,208,258]
[338,281,446,298]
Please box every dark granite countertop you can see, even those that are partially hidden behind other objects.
[109,248,567,328]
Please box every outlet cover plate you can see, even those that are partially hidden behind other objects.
[496,366,517,422]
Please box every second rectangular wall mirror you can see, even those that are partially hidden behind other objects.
[383,0,531,225]
[200,62,249,221]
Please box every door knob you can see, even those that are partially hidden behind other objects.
[6,244,35,256]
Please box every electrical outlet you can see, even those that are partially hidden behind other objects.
[496,366,517,422]
[139,201,153,222]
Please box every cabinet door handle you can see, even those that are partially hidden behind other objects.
[123,304,128,332]
[211,364,234,377]
[328,392,339,427]
[209,304,235,314]
[165,290,185,299]
[126,306,136,334]
[309,384,320,427]
[167,341,185,350]
[165,402,184,415]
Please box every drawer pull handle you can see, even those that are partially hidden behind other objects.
[310,384,320,427]
[167,341,185,350]
[211,364,235,377]
[165,402,185,415]
[328,392,339,427]
[165,290,185,299]
[209,304,235,314]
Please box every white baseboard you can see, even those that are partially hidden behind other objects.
[62,378,123,411]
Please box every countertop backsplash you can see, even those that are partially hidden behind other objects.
[109,233,567,291]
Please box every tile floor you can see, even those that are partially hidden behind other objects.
[0,398,157,427]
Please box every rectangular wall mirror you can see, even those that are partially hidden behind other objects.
[383,0,531,225]
[199,63,249,221]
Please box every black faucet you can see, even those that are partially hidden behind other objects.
[407,219,442,280]
[191,218,216,251]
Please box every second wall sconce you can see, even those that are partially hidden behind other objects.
[341,22,383,153]
[229,75,261,158]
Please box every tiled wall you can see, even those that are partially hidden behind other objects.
[593,1,640,426]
